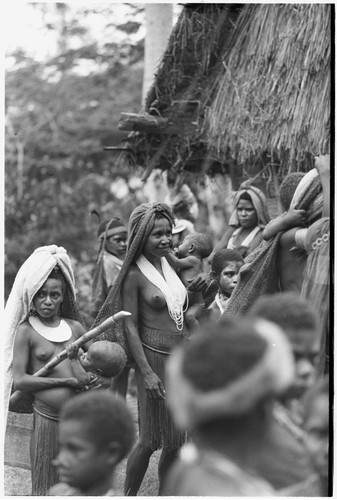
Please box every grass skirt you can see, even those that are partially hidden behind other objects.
[31,400,60,495]
[136,326,187,451]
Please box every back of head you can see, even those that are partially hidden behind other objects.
[211,249,244,277]
[181,319,267,392]
[279,172,305,211]
[89,341,127,377]
[188,233,213,259]
[250,292,318,338]
[60,390,135,458]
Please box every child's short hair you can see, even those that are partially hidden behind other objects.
[186,233,213,259]
[89,341,127,378]
[279,172,305,210]
[302,376,329,425]
[182,318,267,392]
[250,292,318,335]
[211,249,244,277]
[60,390,135,458]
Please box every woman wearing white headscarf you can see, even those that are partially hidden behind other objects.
[5,245,98,495]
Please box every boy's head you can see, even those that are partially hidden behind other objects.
[279,172,305,210]
[80,341,127,378]
[55,391,135,492]
[250,292,320,399]
[211,249,244,297]
[302,376,329,489]
[167,317,294,431]
[178,232,213,260]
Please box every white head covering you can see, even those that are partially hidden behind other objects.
[4,245,77,422]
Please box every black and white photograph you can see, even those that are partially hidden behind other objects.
[3,2,332,496]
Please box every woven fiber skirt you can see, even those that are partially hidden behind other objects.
[31,400,60,496]
[136,326,187,451]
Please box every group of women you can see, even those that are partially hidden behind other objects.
[4,158,329,495]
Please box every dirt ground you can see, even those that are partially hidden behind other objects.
[4,394,160,496]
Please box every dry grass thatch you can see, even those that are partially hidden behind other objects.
[204,4,331,173]
[122,4,242,178]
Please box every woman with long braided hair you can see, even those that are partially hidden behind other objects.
[92,202,189,495]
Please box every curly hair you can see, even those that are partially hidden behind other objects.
[181,318,267,392]
[279,172,305,210]
[250,292,318,334]
[60,390,135,457]
[211,249,244,278]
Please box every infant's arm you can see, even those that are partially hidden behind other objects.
[66,344,91,385]
[263,210,307,240]
[166,251,200,271]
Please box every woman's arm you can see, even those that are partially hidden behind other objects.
[315,154,330,217]
[12,324,83,392]
[212,227,235,255]
[122,269,166,400]
[263,210,307,240]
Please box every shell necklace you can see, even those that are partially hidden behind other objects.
[28,316,72,343]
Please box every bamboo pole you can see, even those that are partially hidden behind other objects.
[9,311,131,408]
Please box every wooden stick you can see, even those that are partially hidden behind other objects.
[9,311,131,408]
[34,311,131,377]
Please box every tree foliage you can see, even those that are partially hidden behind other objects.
[5,3,145,303]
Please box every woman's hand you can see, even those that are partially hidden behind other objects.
[283,209,307,228]
[315,154,330,178]
[67,377,89,391]
[187,272,210,292]
[144,371,166,400]
[66,343,79,360]
[88,375,112,390]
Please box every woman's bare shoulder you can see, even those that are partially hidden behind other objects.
[63,318,86,338]
[17,320,32,335]
[124,264,142,284]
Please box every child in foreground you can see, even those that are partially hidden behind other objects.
[49,390,135,496]
[208,249,244,320]
[166,232,213,331]
[66,340,127,388]
[302,376,330,496]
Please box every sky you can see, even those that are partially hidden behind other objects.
[3,2,183,67]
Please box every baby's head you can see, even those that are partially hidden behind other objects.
[80,341,127,378]
[55,390,135,493]
[302,376,329,492]
[178,232,213,260]
[211,249,244,297]
[279,172,305,211]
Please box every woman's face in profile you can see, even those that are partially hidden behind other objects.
[143,217,173,259]
[236,199,258,229]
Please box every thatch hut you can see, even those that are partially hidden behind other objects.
[117,3,331,184]
[204,4,331,176]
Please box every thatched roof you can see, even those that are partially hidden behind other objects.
[204,4,331,174]
[119,4,242,179]
[118,3,331,180]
